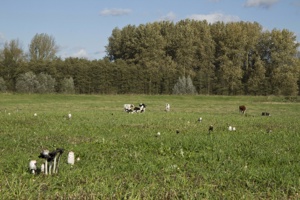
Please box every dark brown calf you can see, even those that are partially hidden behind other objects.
[239,105,246,114]
[262,112,270,116]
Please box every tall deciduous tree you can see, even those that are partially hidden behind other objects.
[192,20,216,95]
[133,23,166,94]
[172,20,198,77]
[240,22,263,93]
[106,25,137,62]
[246,54,266,95]
[259,29,299,95]
[272,64,299,96]
[0,39,24,91]
[29,33,58,61]
[213,22,244,95]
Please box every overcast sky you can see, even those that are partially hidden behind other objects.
[1,0,299,60]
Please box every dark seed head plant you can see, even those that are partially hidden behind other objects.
[0,94,299,199]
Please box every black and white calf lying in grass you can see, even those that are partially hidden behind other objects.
[124,104,134,112]
[133,103,146,113]
[125,103,146,113]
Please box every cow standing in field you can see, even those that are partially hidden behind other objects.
[165,103,170,112]
[239,105,246,114]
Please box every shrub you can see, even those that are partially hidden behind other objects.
[60,77,75,94]
[15,71,39,93]
[36,73,56,93]
[172,75,197,95]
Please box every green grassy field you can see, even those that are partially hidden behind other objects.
[0,94,299,199]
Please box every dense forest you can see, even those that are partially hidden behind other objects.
[1,20,299,95]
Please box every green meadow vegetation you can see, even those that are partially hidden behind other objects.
[0,94,299,199]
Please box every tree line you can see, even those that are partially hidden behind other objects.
[0,20,299,95]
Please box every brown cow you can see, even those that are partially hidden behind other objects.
[239,105,246,114]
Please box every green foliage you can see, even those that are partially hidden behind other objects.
[60,77,75,94]
[0,77,7,92]
[172,75,197,94]
[15,71,39,93]
[0,94,300,199]
[36,73,56,93]
[15,72,57,93]
[29,33,58,61]
[0,21,299,95]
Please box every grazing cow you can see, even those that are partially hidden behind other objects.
[239,105,246,114]
[165,103,170,112]
[262,112,271,116]
[124,104,134,112]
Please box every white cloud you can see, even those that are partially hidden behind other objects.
[187,12,240,24]
[58,48,89,60]
[72,49,88,58]
[99,8,131,16]
[244,0,279,9]
[158,12,176,22]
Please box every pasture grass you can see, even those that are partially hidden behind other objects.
[0,94,299,199]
